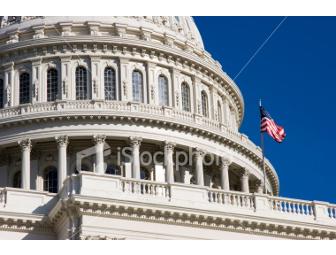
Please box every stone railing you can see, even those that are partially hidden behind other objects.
[55,172,336,226]
[121,178,170,198]
[208,189,255,210]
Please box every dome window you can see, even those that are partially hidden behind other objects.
[104,67,116,101]
[158,75,169,106]
[19,72,30,104]
[75,66,88,100]
[181,82,191,112]
[47,68,58,102]
[201,90,209,117]
[13,171,21,188]
[132,70,143,103]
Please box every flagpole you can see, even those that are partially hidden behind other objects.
[259,99,267,194]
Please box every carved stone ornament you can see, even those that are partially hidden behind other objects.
[93,135,106,144]
[55,136,69,147]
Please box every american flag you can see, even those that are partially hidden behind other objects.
[260,106,286,143]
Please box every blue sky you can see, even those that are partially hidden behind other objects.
[194,17,336,203]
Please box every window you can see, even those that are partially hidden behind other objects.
[0,79,3,109]
[44,166,58,193]
[13,171,21,188]
[217,101,222,123]
[158,75,169,106]
[75,66,88,100]
[201,91,209,117]
[104,67,116,100]
[181,82,191,112]
[19,72,30,104]
[105,164,121,175]
[132,70,143,102]
[47,68,58,102]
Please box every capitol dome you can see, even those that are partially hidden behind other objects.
[0,16,334,240]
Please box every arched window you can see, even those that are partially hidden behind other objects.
[217,101,223,123]
[132,70,143,103]
[104,67,116,100]
[13,171,21,188]
[19,72,30,104]
[44,166,58,193]
[181,82,190,112]
[158,75,169,106]
[105,164,121,175]
[47,68,58,102]
[201,91,209,117]
[0,78,3,109]
[75,66,88,100]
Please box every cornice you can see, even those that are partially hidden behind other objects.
[56,197,336,240]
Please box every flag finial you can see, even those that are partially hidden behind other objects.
[259,99,262,107]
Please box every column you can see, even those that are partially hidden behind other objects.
[240,168,250,193]
[194,148,205,186]
[60,57,71,100]
[19,139,32,189]
[90,57,101,100]
[56,135,69,191]
[31,59,42,103]
[192,76,201,114]
[255,179,263,194]
[146,62,156,104]
[164,141,175,184]
[223,98,230,127]
[93,135,106,174]
[119,58,130,101]
[220,157,231,191]
[209,85,215,120]
[129,137,142,179]
[4,62,14,107]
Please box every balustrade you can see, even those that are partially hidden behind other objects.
[121,178,169,198]
[270,197,314,216]
[328,206,336,219]
[208,189,255,209]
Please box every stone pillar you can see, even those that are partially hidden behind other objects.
[129,137,142,179]
[209,85,215,120]
[240,168,250,193]
[192,76,201,114]
[19,139,32,189]
[164,141,175,184]
[90,57,101,100]
[56,136,69,191]
[255,179,263,194]
[31,59,42,103]
[146,62,156,105]
[220,157,231,191]
[223,98,230,127]
[119,58,130,101]
[194,148,205,186]
[93,135,106,174]
[60,57,71,100]
[3,62,14,107]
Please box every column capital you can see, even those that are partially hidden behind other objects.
[241,168,250,178]
[18,138,32,151]
[55,135,69,147]
[129,136,142,146]
[164,141,175,151]
[221,157,232,167]
[93,135,106,144]
[194,147,206,158]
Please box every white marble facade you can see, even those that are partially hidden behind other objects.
[0,16,335,240]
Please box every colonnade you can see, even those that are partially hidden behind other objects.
[16,135,263,194]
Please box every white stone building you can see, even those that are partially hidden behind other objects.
[0,16,334,240]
